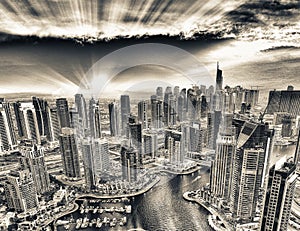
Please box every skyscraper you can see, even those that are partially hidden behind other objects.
[0,99,17,152]
[56,98,70,128]
[200,95,208,118]
[281,114,292,137]
[207,110,222,150]
[120,95,130,135]
[182,123,203,155]
[177,95,185,122]
[108,101,120,137]
[143,130,158,160]
[82,138,110,190]
[138,100,148,129]
[88,98,101,139]
[4,169,39,213]
[20,144,50,194]
[150,95,163,129]
[82,140,95,190]
[266,87,300,117]
[210,114,236,201]
[75,93,88,128]
[49,107,60,142]
[156,86,163,100]
[13,102,41,144]
[128,117,143,166]
[216,62,223,92]
[163,87,172,126]
[120,145,138,182]
[230,120,273,223]
[32,97,51,139]
[260,157,297,231]
[165,128,184,164]
[59,128,81,179]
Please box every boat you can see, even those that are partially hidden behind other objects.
[105,207,115,213]
[96,218,102,228]
[75,218,82,229]
[120,216,127,226]
[125,205,132,213]
[110,221,116,227]
[115,207,125,213]
[110,218,117,227]
[81,217,89,229]
[103,217,110,224]
[98,208,104,214]
[56,220,69,225]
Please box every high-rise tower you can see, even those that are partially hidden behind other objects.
[108,101,120,137]
[120,95,130,135]
[56,98,71,128]
[4,169,39,213]
[59,128,80,179]
[0,99,17,152]
[230,120,273,223]
[216,62,223,92]
[260,157,297,231]
[138,100,148,129]
[20,144,50,194]
[210,114,236,201]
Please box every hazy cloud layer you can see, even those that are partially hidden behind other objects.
[0,0,299,44]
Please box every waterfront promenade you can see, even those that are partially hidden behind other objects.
[183,192,233,231]
[76,176,160,199]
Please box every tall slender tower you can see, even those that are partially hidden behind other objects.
[120,145,138,182]
[128,117,143,166]
[88,98,101,139]
[120,95,130,135]
[20,144,50,194]
[260,157,297,231]
[216,62,223,92]
[75,94,88,128]
[230,120,273,223]
[108,102,120,137]
[4,169,39,213]
[32,97,51,138]
[14,102,41,144]
[210,113,236,201]
[138,100,148,129]
[59,128,81,179]
[150,95,163,129]
[165,128,184,164]
[0,99,17,152]
[56,98,70,128]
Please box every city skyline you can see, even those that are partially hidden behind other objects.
[0,65,299,229]
[0,0,299,230]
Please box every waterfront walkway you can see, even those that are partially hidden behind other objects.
[150,165,202,176]
[76,177,160,199]
[183,192,233,231]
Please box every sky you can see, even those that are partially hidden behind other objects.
[0,0,299,101]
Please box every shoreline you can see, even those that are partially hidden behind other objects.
[183,192,233,231]
[47,169,201,228]
[76,176,160,199]
[155,166,202,175]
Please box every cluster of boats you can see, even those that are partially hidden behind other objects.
[87,198,129,203]
[79,205,132,214]
[74,216,127,229]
